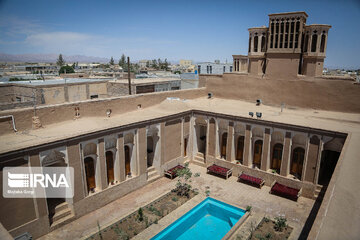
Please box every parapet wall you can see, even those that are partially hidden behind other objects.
[0,88,206,135]
[201,73,360,113]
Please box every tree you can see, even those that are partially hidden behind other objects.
[56,54,65,67]
[72,62,76,69]
[164,58,169,71]
[173,162,200,198]
[151,59,158,69]
[157,58,162,70]
[59,65,75,74]
[109,56,115,65]
[119,54,126,68]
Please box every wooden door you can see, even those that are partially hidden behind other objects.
[106,151,114,184]
[221,133,227,158]
[236,136,244,163]
[291,147,305,178]
[253,140,263,167]
[84,157,96,192]
[184,138,188,156]
[124,146,131,176]
[272,143,283,173]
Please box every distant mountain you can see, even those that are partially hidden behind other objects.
[0,53,110,63]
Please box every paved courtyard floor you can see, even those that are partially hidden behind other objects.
[39,164,315,240]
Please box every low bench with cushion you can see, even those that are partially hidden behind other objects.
[270,181,301,201]
[238,173,265,188]
[207,164,232,179]
[164,165,184,179]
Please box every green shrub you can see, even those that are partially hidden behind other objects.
[274,216,287,232]
[246,205,252,212]
[265,232,272,239]
[172,196,178,202]
[137,208,144,222]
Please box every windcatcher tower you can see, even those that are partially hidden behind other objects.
[247,11,331,78]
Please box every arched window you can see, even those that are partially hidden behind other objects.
[248,36,252,52]
[106,151,114,185]
[253,140,263,168]
[84,157,96,192]
[270,22,274,48]
[320,34,326,53]
[261,35,266,52]
[280,22,284,48]
[289,21,294,48]
[271,143,283,174]
[284,21,289,48]
[184,138,188,157]
[254,35,258,52]
[291,147,305,179]
[124,145,131,176]
[221,132,228,159]
[311,34,318,52]
[303,34,309,52]
[236,136,244,164]
[147,136,154,167]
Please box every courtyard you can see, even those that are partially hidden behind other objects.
[39,164,314,240]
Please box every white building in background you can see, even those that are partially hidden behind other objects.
[197,61,233,75]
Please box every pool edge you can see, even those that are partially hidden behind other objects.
[222,211,250,240]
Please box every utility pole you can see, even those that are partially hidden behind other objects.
[127,56,132,95]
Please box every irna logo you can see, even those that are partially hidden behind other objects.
[8,172,69,188]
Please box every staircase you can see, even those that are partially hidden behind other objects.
[193,152,206,167]
[147,166,161,183]
[313,185,326,200]
[50,202,75,230]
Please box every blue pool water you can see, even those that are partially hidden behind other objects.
[151,197,246,240]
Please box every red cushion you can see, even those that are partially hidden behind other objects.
[239,174,262,185]
[207,165,230,175]
[167,165,184,176]
[272,183,299,198]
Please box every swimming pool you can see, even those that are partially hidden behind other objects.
[151,197,246,240]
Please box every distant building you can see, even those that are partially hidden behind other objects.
[197,61,233,75]
[234,11,331,78]
[139,60,151,69]
[179,60,192,66]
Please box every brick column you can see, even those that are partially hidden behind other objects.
[226,122,234,162]
[205,119,210,162]
[280,132,292,176]
[208,119,216,157]
[181,118,184,157]
[304,136,320,183]
[314,139,324,184]
[243,125,252,167]
[115,134,125,182]
[137,127,147,175]
[261,128,271,171]
[29,154,48,217]
[97,138,108,190]
[67,143,85,202]
[160,122,166,165]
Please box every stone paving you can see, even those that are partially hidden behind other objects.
[39,164,315,240]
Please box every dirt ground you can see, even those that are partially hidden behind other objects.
[87,190,196,240]
[250,218,293,240]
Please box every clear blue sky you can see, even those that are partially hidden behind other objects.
[0,0,359,68]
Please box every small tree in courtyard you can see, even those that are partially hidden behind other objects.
[173,162,199,198]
